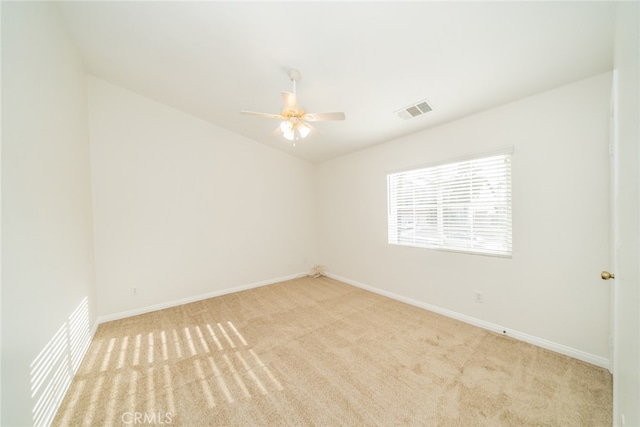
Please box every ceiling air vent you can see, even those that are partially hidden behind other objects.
[395,99,433,120]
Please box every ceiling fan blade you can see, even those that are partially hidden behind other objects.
[240,111,284,120]
[281,91,298,111]
[304,112,346,122]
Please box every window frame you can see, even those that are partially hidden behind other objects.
[387,149,513,258]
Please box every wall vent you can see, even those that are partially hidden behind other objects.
[395,99,433,120]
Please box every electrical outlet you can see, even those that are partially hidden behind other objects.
[132,287,138,296]
[475,291,484,303]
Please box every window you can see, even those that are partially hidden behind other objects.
[387,151,512,257]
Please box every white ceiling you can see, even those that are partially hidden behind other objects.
[57,1,616,164]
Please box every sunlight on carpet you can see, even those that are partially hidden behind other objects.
[54,316,282,425]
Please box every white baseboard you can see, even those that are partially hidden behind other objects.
[96,273,307,324]
[327,273,610,370]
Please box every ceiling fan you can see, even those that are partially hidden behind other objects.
[241,69,345,143]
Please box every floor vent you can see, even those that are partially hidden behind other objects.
[395,99,433,120]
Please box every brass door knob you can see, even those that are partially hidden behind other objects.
[601,271,615,280]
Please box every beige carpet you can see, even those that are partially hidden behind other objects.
[53,276,612,426]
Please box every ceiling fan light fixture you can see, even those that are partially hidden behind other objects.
[281,120,310,141]
[298,123,311,138]
[280,121,295,140]
[283,131,295,141]
[280,121,293,133]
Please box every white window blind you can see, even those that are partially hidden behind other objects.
[387,152,512,257]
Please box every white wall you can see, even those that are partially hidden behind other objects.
[613,2,640,425]
[317,73,612,364]
[88,77,317,318]
[1,3,97,426]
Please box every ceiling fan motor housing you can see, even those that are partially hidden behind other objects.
[281,110,305,121]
